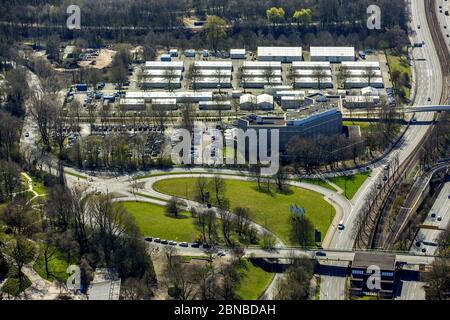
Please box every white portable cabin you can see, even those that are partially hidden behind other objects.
[194,61,233,70]
[119,98,145,111]
[151,98,178,111]
[344,77,384,89]
[292,61,331,70]
[140,77,182,89]
[199,101,232,110]
[230,49,246,59]
[143,69,183,78]
[310,47,355,63]
[294,69,333,77]
[126,91,213,103]
[239,94,257,110]
[184,49,196,58]
[243,69,283,77]
[257,94,274,110]
[144,61,184,71]
[257,46,303,62]
[264,85,293,95]
[242,61,282,70]
[346,70,382,77]
[242,77,283,88]
[193,77,232,89]
[295,77,333,89]
[341,61,380,70]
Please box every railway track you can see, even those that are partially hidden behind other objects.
[356,0,450,250]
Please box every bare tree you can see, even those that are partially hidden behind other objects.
[312,66,328,90]
[31,92,56,147]
[163,68,179,92]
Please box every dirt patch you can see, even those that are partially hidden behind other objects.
[79,49,116,69]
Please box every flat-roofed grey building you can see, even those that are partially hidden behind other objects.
[235,107,342,153]
[349,252,397,299]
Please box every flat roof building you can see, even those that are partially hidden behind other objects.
[292,61,332,69]
[194,61,233,70]
[144,61,184,70]
[236,107,342,152]
[119,98,145,111]
[242,77,283,88]
[310,46,355,63]
[344,95,380,108]
[199,100,232,110]
[230,49,246,59]
[257,46,303,62]
[344,77,384,89]
[126,91,213,103]
[151,98,178,110]
[341,61,380,70]
[257,94,274,110]
[350,252,397,299]
[295,77,333,89]
[240,94,257,110]
[243,61,282,70]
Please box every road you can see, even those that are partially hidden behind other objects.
[411,181,450,255]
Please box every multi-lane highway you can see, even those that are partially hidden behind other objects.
[411,181,450,255]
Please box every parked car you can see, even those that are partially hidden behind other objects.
[191,243,200,248]
[315,251,327,257]
[437,216,443,222]
[179,242,189,247]
[169,241,177,246]
[202,243,212,249]
[154,238,161,243]
[161,239,169,244]
[144,237,153,242]
[217,250,226,257]
[431,212,436,219]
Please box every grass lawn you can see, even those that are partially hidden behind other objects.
[33,246,71,282]
[153,178,335,245]
[235,259,275,300]
[121,201,197,242]
[32,179,47,196]
[387,52,412,99]
[298,178,336,192]
[329,171,371,200]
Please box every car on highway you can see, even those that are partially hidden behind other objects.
[179,242,188,247]
[437,216,442,222]
[144,237,153,242]
[431,212,436,219]
[338,220,345,230]
[154,238,161,243]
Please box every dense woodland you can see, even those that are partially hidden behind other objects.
[0,0,409,54]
